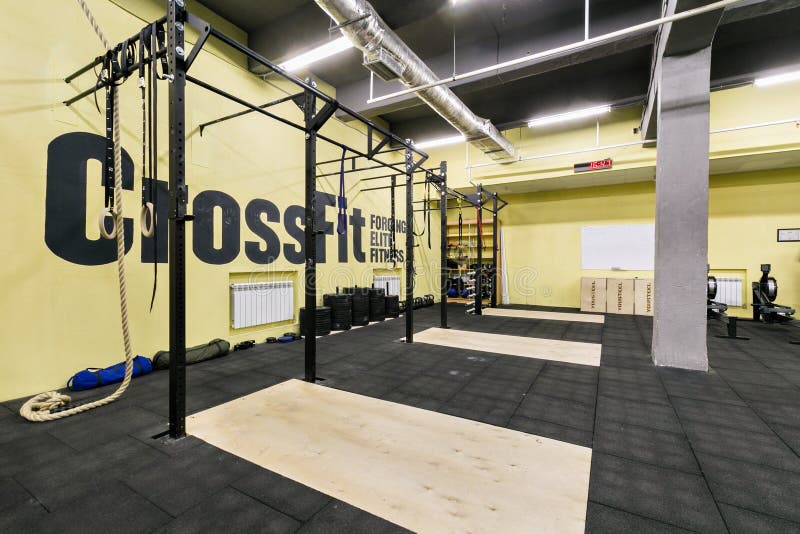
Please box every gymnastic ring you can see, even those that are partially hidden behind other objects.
[98,208,117,240]
[140,202,155,238]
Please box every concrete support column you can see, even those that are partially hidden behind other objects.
[652,46,712,371]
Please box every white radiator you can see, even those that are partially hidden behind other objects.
[715,277,743,306]
[373,275,401,296]
[230,281,293,329]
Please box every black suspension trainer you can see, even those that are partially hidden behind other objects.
[103,52,115,212]
[412,177,428,241]
[99,45,129,238]
[139,28,155,241]
[147,22,167,311]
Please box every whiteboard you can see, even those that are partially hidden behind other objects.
[581,224,654,270]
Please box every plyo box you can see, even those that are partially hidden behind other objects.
[580,278,607,313]
[634,278,654,316]
[607,278,634,314]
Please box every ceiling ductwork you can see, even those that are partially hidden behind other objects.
[314,0,516,160]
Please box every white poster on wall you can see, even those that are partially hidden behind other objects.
[581,224,655,270]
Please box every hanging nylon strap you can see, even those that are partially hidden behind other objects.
[139,28,155,239]
[426,175,431,249]
[103,54,115,210]
[337,147,347,235]
[477,205,483,243]
[457,198,463,245]
[148,23,160,312]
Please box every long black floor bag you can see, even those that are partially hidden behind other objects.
[152,339,230,371]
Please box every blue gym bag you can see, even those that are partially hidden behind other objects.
[67,356,153,391]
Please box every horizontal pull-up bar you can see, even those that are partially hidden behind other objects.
[359,173,398,182]
[187,75,412,176]
[317,163,385,178]
[199,92,302,135]
[360,184,396,192]
[204,24,428,162]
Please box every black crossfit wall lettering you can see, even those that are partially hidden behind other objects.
[350,208,366,263]
[244,198,280,264]
[45,132,134,265]
[315,191,334,263]
[192,190,240,265]
[283,204,305,265]
[44,132,408,267]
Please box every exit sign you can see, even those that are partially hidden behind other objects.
[575,159,613,173]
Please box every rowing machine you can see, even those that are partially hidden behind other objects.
[752,264,795,323]
[707,267,748,340]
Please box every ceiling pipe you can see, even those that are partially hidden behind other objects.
[313,0,516,161]
[465,117,800,170]
[367,0,749,104]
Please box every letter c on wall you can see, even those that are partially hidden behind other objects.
[45,132,134,265]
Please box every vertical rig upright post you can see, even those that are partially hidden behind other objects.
[491,193,498,308]
[167,0,187,439]
[405,147,414,343]
[439,162,448,329]
[303,87,317,382]
[390,175,396,263]
[475,183,483,315]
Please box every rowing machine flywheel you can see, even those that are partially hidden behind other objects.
[707,276,717,300]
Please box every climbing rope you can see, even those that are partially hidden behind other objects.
[20,0,135,422]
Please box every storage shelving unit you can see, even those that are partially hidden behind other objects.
[446,216,501,304]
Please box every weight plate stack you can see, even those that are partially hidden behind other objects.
[299,306,332,336]
[385,295,400,318]
[368,288,386,322]
[323,293,352,331]
[343,287,369,296]
[347,288,370,326]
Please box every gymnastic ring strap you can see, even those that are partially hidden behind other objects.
[98,207,116,239]
[140,202,155,238]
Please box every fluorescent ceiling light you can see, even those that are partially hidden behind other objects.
[527,104,611,128]
[415,134,466,149]
[279,37,353,72]
[754,70,800,88]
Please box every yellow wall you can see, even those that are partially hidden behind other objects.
[2,0,798,402]
[426,83,800,189]
[496,169,800,315]
[0,0,441,401]
[421,72,800,316]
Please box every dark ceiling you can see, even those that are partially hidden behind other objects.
[197,0,800,141]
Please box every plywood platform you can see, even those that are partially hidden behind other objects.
[413,328,601,367]
[188,379,592,533]
[483,308,605,324]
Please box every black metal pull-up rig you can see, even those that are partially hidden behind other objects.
[63,0,450,440]
[416,178,508,323]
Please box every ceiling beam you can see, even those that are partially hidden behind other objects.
[640,0,725,144]
[641,0,800,143]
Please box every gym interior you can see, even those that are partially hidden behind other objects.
[2,0,800,532]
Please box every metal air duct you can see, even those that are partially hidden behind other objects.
[314,0,515,160]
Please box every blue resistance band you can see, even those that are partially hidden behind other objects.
[337,147,347,235]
